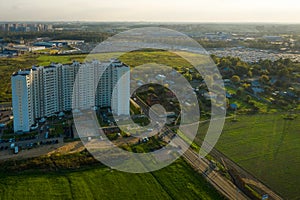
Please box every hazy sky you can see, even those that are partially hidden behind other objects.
[0,0,299,23]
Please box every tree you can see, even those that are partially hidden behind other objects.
[242,83,251,90]
[259,75,269,84]
[148,86,155,94]
[247,70,253,78]
[278,67,289,77]
[246,95,251,103]
[219,57,232,68]
[259,59,272,71]
[235,65,248,76]
[236,88,244,96]
[226,98,230,108]
[184,72,192,81]
[231,75,241,84]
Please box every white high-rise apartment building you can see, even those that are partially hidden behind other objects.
[12,59,130,133]
[11,70,35,132]
[111,61,130,115]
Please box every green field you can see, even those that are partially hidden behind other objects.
[0,54,88,101]
[1,52,299,199]
[0,51,200,102]
[196,113,300,199]
[0,159,223,200]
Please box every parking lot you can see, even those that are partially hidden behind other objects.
[0,112,71,159]
[0,133,62,154]
[0,137,64,161]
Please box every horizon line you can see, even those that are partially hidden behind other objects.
[1,20,300,25]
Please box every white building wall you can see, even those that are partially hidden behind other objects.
[43,67,59,117]
[12,72,34,132]
[62,63,78,111]
[111,65,130,115]
[32,67,43,118]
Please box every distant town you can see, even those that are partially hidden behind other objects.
[1,22,300,63]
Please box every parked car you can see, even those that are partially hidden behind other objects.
[14,146,19,154]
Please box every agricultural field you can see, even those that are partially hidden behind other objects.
[0,159,223,200]
[196,113,300,199]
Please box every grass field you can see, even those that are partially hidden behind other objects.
[0,159,223,200]
[0,51,201,102]
[1,52,299,199]
[196,113,300,199]
[0,53,89,101]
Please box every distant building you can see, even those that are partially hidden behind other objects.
[0,23,53,32]
[12,59,130,132]
[2,48,18,56]
[33,42,55,48]
[263,36,283,42]
[49,40,85,46]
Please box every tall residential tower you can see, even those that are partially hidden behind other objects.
[12,59,130,133]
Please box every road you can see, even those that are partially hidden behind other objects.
[182,147,248,200]
[133,95,249,199]
[132,95,283,200]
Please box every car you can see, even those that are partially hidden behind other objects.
[142,137,149,143]
[8,138,15,143]
[14,146,19,154]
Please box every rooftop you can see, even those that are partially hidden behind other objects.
[12,59,128,77]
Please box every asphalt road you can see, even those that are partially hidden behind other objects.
[183,146,248,199]
[132,95,284,200]
[133,95,248,199]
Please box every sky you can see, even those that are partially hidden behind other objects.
[0,0,299,23]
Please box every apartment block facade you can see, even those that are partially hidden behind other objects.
[12,59,130,133]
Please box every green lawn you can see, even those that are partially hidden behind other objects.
[0,159,223,200]
[36,54,87,66]
[196,113,300,199]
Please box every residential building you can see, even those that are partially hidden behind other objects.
[12,59,130,132]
